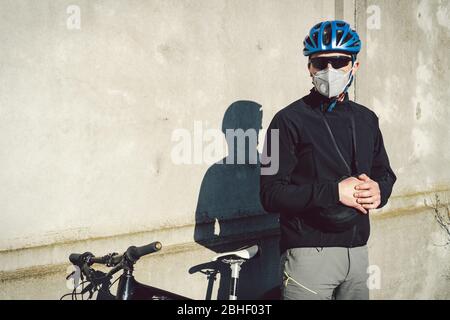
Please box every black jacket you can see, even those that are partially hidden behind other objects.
[260,89,397,253]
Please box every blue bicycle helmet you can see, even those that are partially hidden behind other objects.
[303,20,361,57]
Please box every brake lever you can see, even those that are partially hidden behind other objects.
[66,270,75,280]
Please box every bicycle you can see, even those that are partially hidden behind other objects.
[61,241,260,300]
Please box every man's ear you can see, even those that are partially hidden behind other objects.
[352,61,360,76]
[307,62,313,77]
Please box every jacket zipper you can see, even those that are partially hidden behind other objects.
[320,113,352,175]
[321,108,360,247]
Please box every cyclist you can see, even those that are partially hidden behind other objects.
[260,20,397,300]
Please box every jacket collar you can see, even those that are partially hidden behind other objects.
[303,88,350,112]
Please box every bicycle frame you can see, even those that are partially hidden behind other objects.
[112,269,190,300]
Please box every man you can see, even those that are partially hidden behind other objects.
[260,20,397,300]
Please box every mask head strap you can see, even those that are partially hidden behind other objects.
[327,55,357,112]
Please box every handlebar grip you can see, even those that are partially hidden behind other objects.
[69,252,93,266]
[69,253,82,265]
[126,241,162,262]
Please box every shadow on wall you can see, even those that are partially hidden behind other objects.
[191,100,280,300]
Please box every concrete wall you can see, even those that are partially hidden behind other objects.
[0,0,449,299]
[355,0,450,299]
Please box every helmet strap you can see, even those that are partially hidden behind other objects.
[327,56,356,112]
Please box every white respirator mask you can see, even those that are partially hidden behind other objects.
[312,67,354,98]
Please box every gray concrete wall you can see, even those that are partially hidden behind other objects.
[0,0,449,299]
[355,0,450,299]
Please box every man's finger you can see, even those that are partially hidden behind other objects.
[358,173,370,181]
[355,182,372,190]
[356,204,368,214]
[354,190,374,198]
[356,196,376,204]
[362,202,380,210]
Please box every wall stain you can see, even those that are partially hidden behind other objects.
[256,40,263,51]
[2,189,449,255]
[0,228,279,282]
[416,102,421,120]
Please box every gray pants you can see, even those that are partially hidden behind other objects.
[280,245,369,300]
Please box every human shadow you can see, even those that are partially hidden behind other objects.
[192,100,280,300]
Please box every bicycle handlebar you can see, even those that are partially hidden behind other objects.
[125,241,162,262]
[90,255,111,265]
[69,242,162,269]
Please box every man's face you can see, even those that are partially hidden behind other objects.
[308,52,360,76]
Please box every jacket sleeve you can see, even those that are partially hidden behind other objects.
[370,117,397,208]
[259,113,340,215]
